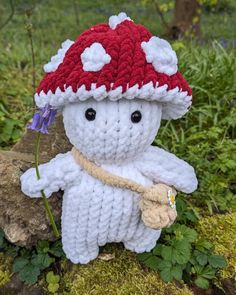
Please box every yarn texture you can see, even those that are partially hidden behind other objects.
[20,13,198,264]
[71,147,177,229]
[34,13,192,120]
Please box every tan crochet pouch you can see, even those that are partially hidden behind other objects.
[72,147,177,230]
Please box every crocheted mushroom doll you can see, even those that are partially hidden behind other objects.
[21,13,198,264]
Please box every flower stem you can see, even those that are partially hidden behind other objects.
[35,132,60,238]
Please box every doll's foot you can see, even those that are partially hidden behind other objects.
[124,238,157,253]
[64,246,99,264]
[123,225,161,253]
[66,252,98,264]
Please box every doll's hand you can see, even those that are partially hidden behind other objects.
[20,168,52,198]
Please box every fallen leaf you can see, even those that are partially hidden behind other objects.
[98,253,115,261]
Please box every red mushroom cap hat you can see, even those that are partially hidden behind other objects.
[35,12,192,119]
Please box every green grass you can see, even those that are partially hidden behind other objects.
[155,41,236,213]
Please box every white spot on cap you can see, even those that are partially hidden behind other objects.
[81,42,111,72]
[44,39,74,73]
[141,36,178,75]
[108,12,132,30]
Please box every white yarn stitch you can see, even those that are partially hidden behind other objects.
[81,43,111,72]
[43,40,74,73]
[141,36,178,75]
[108,12,132,30]
[34,83,192,120]
[135,146,198,194]
[20,152,81,198]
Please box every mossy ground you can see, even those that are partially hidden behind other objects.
[55,214,236,294]
[59,244,193,295]
[0,215,235,294]
[197,213,236,280]
[0,253,12,288]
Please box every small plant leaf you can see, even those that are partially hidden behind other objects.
[18,263,40,285]
[19,248,31,260]
[195,251,208,266]
[185,262,192,274]
[37,240,50,254]
[138,252,153,262]
[46,271,60,284]
[152,244,162,256]
[48,282,60,293]
[185,211,198,223]
[160,267,173,282]
[142,256,161,271]
[181,226,198,243]
[49,240,64,257]
[172,240,191,264]
[31,253,54,270]
[157,260,172,271]
[195,239,213,252]
[6,245,19,258]
[171,265,183,281]
[208,255,227,268]
[200,265,216,279]
[195,277,209,289]
[13,257,29,273]
[161,246,172,261]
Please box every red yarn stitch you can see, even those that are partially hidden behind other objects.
[36,19,192,99]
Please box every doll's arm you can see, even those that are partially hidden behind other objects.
[136,146,198,194]
[21,151,81,198]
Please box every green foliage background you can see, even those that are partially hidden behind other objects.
[0,0,235,292]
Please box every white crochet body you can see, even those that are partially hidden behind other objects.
[21,99,198,264]
[61,156,159,264]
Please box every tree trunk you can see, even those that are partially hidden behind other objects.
[168,0,201,39]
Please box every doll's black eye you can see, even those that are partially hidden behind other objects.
[85,108,96,121]
[131,110,142,123]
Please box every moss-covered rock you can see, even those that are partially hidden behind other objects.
[60,244,193,295]
[197,213,236,280]
[0,253,12,288]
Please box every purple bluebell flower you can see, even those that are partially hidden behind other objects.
[29,113,41,130]
[28,104,57,134]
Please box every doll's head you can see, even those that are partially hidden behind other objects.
[32,13,192,162]
[63,99,161,163]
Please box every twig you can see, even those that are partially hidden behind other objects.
[152,0,169,30]
[0,0,15,31]
[35,132,60,238]
[26,21,36,105]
